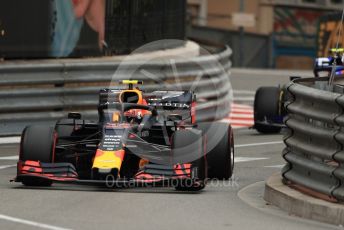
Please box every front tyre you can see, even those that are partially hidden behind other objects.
[20,126,57,186]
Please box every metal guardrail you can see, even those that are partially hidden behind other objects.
[282,77,344,201]
[0,46,232,136]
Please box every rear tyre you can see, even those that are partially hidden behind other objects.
[20,126,56,186]
[254,87,282,134]
[172,129,207,191]
[198,122,234,180]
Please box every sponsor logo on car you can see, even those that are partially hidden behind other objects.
[147,102,190,108]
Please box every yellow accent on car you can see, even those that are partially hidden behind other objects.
[119,89,143,104]
[92,150,124,170]
[122,80,139,84]
[330,48,344,52]
[112,112,120,122]
[278,90,284,115]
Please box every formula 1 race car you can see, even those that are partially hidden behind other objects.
[14,80,234,191]
[253,48,344,134]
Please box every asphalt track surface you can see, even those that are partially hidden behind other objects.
[0,69,340,230]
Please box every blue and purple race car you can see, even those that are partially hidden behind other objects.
[253,49,344,134]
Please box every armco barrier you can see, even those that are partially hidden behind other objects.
[0,46,232,136]
[283,77,344,201]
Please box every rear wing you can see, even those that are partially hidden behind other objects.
[144,91,196,124]
[99,89,122,105]
[314,52,344,77]
[144,91,193,110]
[99,89,194,106]
[314,57,332,77]
[98,89,196,123]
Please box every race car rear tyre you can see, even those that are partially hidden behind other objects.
[20,126,56,186]
[198,122,234,180]
[172,129,207,191]
[254,87,282,134]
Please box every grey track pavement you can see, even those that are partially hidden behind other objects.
[0,69,339,230]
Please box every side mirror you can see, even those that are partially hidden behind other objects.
[68,112,81,120]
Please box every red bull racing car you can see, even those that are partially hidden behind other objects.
[14,80,234,191]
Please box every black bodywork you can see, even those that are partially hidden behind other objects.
[15,88,206,188]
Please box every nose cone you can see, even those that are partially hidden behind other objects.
[92,149,125,170]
